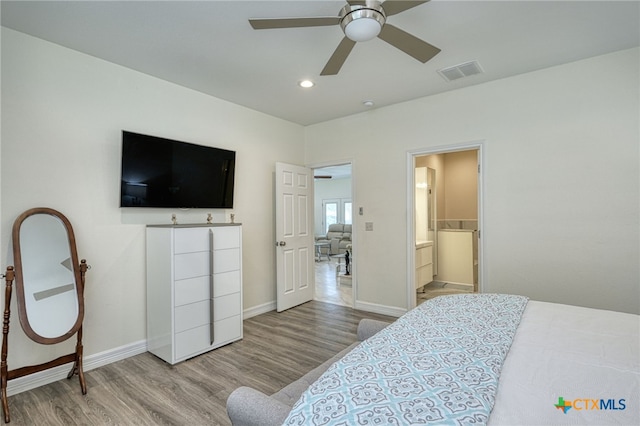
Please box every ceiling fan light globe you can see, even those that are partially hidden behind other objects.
[340,6,386,42]
[345,18,382,42]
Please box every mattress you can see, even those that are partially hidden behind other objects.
[488,301,639,425]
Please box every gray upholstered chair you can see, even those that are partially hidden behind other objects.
[315,223,351,255]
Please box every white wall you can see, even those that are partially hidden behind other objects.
[305,47,640,315]
[2,26,638,383]
[1,28,304,369]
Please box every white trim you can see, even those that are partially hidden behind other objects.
[406,154,417,310]
[6,339,147,396]
[243,301,276,319]
[406,141,486,311]
[354,300,405,318]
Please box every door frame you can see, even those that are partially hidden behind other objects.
[309,160,355,308]
[406,141,485,310]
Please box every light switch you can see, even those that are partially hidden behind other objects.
[365,222,373,231]
[359,207,364,215]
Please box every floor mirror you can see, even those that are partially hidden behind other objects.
[1,207,89,423]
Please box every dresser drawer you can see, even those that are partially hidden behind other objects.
[175,300,209,333]
[175,276,209,306]
[174,271,239,307]
[175,293,241,332]
[174,227,240,254]
[212,227,240,250]
[174,324,211,360]
[174,316,242,361]
[174,251,210,281]
[213,315,242,345]
[213,248,240,274]
[214,292,241,321]
[214,270,241,297]
[174,228,210,254]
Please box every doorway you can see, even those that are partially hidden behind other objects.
[313,163,353,307]
[408,144,483,309]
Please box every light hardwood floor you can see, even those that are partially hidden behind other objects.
[417,281,474,304]
[6,301,393,425]
[314,255,352,307]
[313,256,473,308]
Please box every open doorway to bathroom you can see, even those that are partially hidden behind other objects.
[313,164,353,307]
[411,146,481,306]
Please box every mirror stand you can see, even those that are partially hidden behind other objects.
[1,206,90,423]
[1,267,15,423]
[1,262,88,423]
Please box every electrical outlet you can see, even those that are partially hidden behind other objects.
[365,222,373,231]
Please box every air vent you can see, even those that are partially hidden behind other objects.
[438,60,484,82]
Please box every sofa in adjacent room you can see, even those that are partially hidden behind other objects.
[314,223,352,255]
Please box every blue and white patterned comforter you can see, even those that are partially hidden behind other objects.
[283,294,529,426]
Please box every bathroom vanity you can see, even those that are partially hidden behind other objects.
[415,241,434,290]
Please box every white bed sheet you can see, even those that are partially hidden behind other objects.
[488,301,639,425]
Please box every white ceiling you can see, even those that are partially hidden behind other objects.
[2,1,638,126]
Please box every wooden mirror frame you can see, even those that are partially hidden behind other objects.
[13,207,85,343]
[1,207,88,423]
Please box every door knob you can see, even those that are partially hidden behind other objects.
[277,241,286,246]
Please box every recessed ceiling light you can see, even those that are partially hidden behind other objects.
[299,80,315,88]
[363,100,374,107]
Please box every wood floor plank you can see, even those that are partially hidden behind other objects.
[6,301,394,425]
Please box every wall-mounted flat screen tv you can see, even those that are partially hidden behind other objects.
[120,131,235,208]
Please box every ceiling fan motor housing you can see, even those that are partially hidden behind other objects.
[340,1,386,42]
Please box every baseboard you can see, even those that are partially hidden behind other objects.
[243,301,276,319]
[442,282,474,290]
[6,339,147,396]
[354,300,406,318]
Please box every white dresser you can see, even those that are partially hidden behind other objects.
[146,224,242,364]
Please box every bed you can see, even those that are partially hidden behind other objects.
[227,294,639,425]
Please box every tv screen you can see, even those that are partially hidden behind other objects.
[120,131,235,208]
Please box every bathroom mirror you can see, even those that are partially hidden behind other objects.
[1,207,88,423]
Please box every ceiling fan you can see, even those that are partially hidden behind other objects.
[249,0,440,76]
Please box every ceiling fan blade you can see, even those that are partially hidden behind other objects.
[321,37,357,76]
[249,16,339,30]
[381,0,430,17]
[377,24,440,63]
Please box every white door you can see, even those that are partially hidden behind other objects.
[275,162,314,311]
